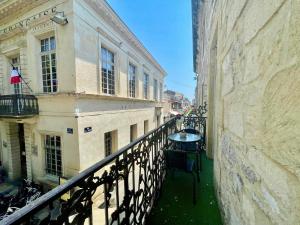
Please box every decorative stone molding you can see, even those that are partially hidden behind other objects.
[0,0,49,22]
[96,26,121,48]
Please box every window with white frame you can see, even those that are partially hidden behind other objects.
[101,47,115,95]
[153,78,158,101]
[45,135,62,176]
[41,36,57,93]
[143,73,149,99]
[104,130,117,157]
[128,63,136,98]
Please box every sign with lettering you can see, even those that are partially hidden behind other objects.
[0,6,57,35]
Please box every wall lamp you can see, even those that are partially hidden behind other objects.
[51,12,68,25]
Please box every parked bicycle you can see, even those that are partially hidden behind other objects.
[0,179,43,220]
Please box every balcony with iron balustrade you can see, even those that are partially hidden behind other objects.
[0,94,39,118]
[1,107,221,225]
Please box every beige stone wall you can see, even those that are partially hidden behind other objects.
[0,0,165,185]
[73,0,165,99]
[196,0,300,224]
[0,0,76,94]
[0,97,81,181]
[77,99,158,170]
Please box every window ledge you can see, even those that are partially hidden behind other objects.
[35,92,165,104]
[37,175,59,187]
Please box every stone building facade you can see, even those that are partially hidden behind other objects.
[0,0,165,188]
[192,0,300,224]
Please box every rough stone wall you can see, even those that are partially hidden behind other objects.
[197,0,300,224]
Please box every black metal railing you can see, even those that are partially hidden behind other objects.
[183,114,207,147]
[0,94,39,117]
[2,117,178,225]
[2,112,206,225]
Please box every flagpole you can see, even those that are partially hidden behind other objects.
[10,63,33,93]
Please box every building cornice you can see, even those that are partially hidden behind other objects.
[0,0,49,23]
[36,92,163,104]
[84,0,166,76]
[192,0,203,74]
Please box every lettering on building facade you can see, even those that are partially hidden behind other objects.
[0,6,57,35]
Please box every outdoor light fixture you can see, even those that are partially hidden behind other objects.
[51,12,68,25]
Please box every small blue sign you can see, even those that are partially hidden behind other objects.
[84,127,92,133]
[67,128,73,134]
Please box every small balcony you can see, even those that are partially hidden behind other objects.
[1,107,222,225]
[146,152,222,225]
[0,94,39,118]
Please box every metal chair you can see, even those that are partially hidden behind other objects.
[182,128,205,172]
[180,141,201,180]
[164,149,198,204]
[183,128,199,134]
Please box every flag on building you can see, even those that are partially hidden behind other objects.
[10,69,21,84]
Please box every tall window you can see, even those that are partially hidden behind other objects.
[41,36,57,93]
[104,132,112,156]
[104,130,117,156]
[153,79,158,101]
[130,124,137,142]
[101,47,115,95]
[144,120,149,134]
[159,82,163,101]
[128,63,136,98]
[143,73,149,99]
[11,56,22,94]
[45,135,62,176]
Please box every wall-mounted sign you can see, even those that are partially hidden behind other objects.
[2,141,7,148]
[67,128,73,134]
[84,127,92,133]
[0,6,57,35]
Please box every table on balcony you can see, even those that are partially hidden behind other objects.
[167,132,202,177]
[168,132,201,143]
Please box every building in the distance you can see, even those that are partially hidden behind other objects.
[163,90,190,116]
[182,97,191,110]
[0,0,165,189]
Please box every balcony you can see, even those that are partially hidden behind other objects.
[0,94,39,118]
[1,108,221,225]
[146,152,222,225]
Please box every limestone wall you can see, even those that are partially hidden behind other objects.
[73,0,165,100]
[196,0,300,224]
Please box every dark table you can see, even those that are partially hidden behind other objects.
[168,133,201,144]
[167,132,202,180]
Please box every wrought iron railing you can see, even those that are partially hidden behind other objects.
[0,94,39,117]
[2,117,178,225]
[2,113,206,225]
[183,115,206,147]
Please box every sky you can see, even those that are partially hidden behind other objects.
[107,0,196,101]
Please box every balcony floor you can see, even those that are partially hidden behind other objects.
[147,152,223,225]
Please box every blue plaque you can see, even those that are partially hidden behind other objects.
[84,127,92,133]
[67,128,73,134]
